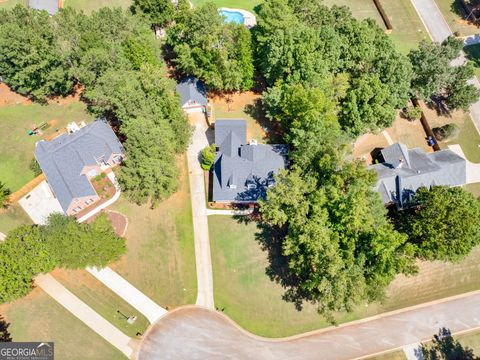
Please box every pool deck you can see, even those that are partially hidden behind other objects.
[219,7,257,28]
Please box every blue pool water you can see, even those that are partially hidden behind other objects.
[219,10,245,24]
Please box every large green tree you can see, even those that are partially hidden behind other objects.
[132,0,176,28]
[167,3,254,91]
[0,225,55,303]
[409,37,479,111]
[43,213,126,269]
[400,186,480,262]
[254,0,412,136]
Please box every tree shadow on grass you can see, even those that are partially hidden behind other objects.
[244,98,284,144]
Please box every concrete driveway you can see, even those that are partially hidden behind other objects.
[18,180,63,225]
[138,292,480,360]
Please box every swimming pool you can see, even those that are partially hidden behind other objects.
[219,10,245,24]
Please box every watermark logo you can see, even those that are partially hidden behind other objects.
[0,342,54,360]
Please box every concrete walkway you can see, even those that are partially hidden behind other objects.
[409,0,480,133]
[448,144,480,183]
[206,208,253,216]
[36,273,135,358]
[403,343,424,360]
[186,115,215,310]
[138,291,480,360]
[87,267,167,324]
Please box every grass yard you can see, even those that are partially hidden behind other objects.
[0,203,31,234]
[109,157,197,308]
[457,329,480,354]
[0,0,25,9]
[64,0,132,13]
[0,289,126,360]
[367,351,407,360]
[209,215,480,337]
[381,0,429,53]
[51,269,150,338]
[0,101,92,192]
[464,44,480,79]
[436,0,480,36]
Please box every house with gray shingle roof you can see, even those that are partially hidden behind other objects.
[28,0,61,15]
[212,120,287,202]
[370,142,466,208]
[176,76,208,113]
[35,119,125,215]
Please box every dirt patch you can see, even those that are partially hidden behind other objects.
[0,83,31,107]
[106,211,128,237]
[353,132,389,164]
[47,86,83,106]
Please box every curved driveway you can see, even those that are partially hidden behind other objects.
[138,293,480,360]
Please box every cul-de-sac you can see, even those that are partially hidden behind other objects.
[2,0,480,359]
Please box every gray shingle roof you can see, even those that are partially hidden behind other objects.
[28,0,59,15]
[176,76,208,107]
[370,142,466,207]
[35,119,124,213]
[212,120,287,202]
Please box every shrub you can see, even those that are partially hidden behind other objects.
[403,105,422,121]
[0,182,10,208]
[29,158,42,176]
[201,143,216,171]
[433,123,460,141]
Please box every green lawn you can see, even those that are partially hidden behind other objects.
[191,0,259,12]
[457,329,480,354]
[209,215,480,337]
[0,101,92,191]
[51,269,150,338]
[436,0,480,36]
[464,44,480,79]
[109,157,197,308]
[0,0,25,9]
[64,0,132,13]
[367,351,407,360]
[1,289,126,360]
[0,203,31,234]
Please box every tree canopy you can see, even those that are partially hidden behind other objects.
[0,214,125,303]
[399,186,480,262]
[166,3,254,91]
[409,37,479,111]
[254,0,412,136]
[422,328,479,360]
[132,0,176,28]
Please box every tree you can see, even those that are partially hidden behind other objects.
[403,105,422,121]
[409,37,479,111]
[0,6,72,99]
[132,0,176,29]
[0,182,10,208]
[167,3,254,91]
[43,213,126,269]
[29,158,42,176]
[201,144,216,170]
[422,328,479,360]
[0,225,55,303]
[254,0,412,137]
[0,315,12,342]
[400,186,480,262]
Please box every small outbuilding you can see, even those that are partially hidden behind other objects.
[176,76,208,114]
[28,0,61,15]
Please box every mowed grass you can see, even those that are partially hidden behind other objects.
[0,203,31,234]
[0,289,126,360]
[64,0,132,13]
[51,269,150,338]
[209,215,480,337]
[109,157,197,308]
[464,44,480,79]
[191,0,260,12]
[0,101,92,191]
[436,0,480,36]
[367,351,407,360]
[457,329,480,354]
[0,0,25,9]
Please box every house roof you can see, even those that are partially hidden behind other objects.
[370,142,466,206]
[176,76,208,107]
[212,120,287,202]
[35,119,124,213]
[28,0,59,15]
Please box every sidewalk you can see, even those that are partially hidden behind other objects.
[87,267,167,324]
[186,115,215,310]
[36,273,135,358]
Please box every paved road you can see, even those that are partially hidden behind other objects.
[409,0,480,133]
[36,274,136,358]
[186,114,215,310]
[87,267,167,324]
[138,293,480,360]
